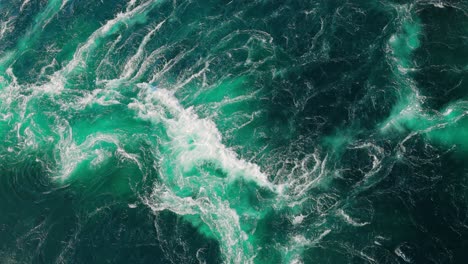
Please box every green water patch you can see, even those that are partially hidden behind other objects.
[0,0,66,72]
[388,18,421,70]
[380,8,468,152]
[383,101,468,152]
[68,108,147,144]
[322,127,356,155]
[427,116,468,151]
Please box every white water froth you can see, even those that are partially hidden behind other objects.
[20,0,31,12]
[338,209,370,227]
[61,0,161,77]
[285,229,331,264]
[120,20,166,80]
[144,185,251,263]
[52,121,141,181]
[129,84,281,263]
[130,84,275,190]
[0,16,15,41]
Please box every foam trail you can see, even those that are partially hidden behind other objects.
[20,0,31,12]
[60,0,162,78]
[148,47,196,84]
[22,0,163,96]
[54,127,120,181]
[129,84,279,262]
[0,15,15,41]
[120,20,166,80]
[129,44,169,82]
[130,84,275,190]
[144,186,252,263]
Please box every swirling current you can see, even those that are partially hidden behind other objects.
[0,0,467,263]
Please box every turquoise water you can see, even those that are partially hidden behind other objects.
[0,0,467,263]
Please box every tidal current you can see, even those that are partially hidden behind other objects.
[0,0,467,263]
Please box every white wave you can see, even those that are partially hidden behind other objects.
[52,123,140,181]
[130,44,168,82]
[61,0,161,77]
[130,84,276,190]
[281,151,328,200]
[350,142,384,181]
[292,214,306,225]
[130,84,279,263]
[394,245,412,263]
[173,61,211,90]
[96,35,123,79]
[20,0,31,12]
[120,19,166,80]
[144,185,251,263]
[283,229,331,264]
[0,15,15,41]
[148,46,197,84]
[71,89,122,110]
[53,124,118,180]
[338,209,369,227]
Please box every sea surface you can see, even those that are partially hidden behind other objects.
[0,0,467,263]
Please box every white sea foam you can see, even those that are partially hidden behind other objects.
[0,16,15,41]
[61,0,160,77]
[338,209,369,227]
[292,214,306,225]
[144,185,250,263]
[395,246,412,263]
[149,47,197,84]
[130,44,168,81]
[283,151,328,199]
[52,123,140,181]
[20,0,31,12]
[120,19,166,80]
[130,84,275,190]
[129,84,279,263]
